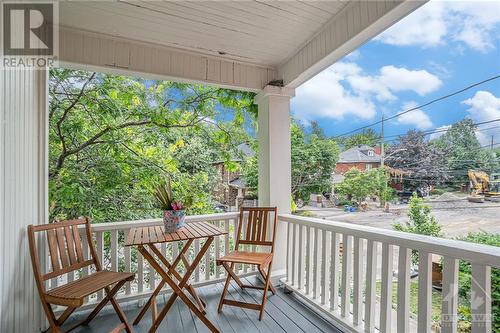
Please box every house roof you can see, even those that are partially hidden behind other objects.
[229,177,247,189]
[338,145,381,163]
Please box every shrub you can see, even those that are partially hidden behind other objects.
[394,193,441,263]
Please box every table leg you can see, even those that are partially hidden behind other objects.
[133,240,197,325]
[148,243,207,313]
[139,240,218,333]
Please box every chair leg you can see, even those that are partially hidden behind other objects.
[218,263,234,313]
[109,294,132,333]
[258,266,276,295]
[83,280,126,325]
[41,301,63,333]
[259,262,273,321]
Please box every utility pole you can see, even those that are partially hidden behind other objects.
[381,114,385,167]
[491,135,494,150]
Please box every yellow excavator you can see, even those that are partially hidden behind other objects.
[468,170,500,200]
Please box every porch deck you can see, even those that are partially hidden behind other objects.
[64,276,340,333]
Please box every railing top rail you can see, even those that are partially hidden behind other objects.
[279,214,500,268]
[87,212,239,232]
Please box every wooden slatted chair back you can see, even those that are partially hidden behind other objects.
[28,218,101,286]
[235,207,278,252]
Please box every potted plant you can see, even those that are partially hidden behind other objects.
[153,178,189,233]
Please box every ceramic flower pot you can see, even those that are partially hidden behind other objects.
[163,210,186,233]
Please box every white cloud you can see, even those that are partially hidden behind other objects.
[293,65,376,122]
[293,62,442,122]
[375,1,447,47]
[376,1,500,52]
[379,66,443,96]
[429,125,452,140]
[462,91,500,122]
[396,102,433,130]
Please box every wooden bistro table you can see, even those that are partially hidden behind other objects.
[125,221,227,333]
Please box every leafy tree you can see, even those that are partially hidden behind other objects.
[433,119,499,182]
[386,130,449,187]
[241,120,340,201]
[291,121,340,200]
[335,168,376,203]
[373,166,395,205]
[49,68,255,222]
[341,128,380,149]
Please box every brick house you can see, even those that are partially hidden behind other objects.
[335,145,381,174]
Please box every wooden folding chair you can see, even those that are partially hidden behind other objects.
[27,218,135,333]
[216,206,278,320]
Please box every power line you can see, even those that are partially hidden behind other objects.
[382,119,500,140]
[333,75,500,138]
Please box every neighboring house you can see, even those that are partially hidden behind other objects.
[335,145,381,174]
[212,142,254,209]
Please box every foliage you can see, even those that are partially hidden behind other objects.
[386,130,449,187]
[335,168,376,202]
[291,121,340,200]
[394,193,441,263]
[242,120,340,201]
[433,119,499,182]
[49,68,255,222]
[340,128,380,149]
[456,232,500,333]
[394,193,442,236]
[335,167,393,204]
[153,178,193,211]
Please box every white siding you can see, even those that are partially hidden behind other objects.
[60,27,277,91]
[0,68,48,332]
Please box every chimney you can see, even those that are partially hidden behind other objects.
[374,146,382,155]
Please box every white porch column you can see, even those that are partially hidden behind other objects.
[0,68,48,332]
[255,85,294,275]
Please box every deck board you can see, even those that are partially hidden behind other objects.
[63,281,341,333]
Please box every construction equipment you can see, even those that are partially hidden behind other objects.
[468,170,500,198]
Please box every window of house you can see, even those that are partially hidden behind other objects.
[367,150,374,156]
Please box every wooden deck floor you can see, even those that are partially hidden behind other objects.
[64,276,341,333]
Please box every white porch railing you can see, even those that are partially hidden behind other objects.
[49,212,261,310]
[280,214,499,333]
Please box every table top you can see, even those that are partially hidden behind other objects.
[125,221,227,246]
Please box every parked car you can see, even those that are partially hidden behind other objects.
[397,188,425,203]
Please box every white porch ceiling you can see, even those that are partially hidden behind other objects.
[59,1,346,67]
[58,1,425,90]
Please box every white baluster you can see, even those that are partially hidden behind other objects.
[353,236,363,325]
[397,247,411,333]
[341,234,352,318]
[418,251,433,332]
[205,237,210,281]
[471,264,491,333]
[298,224,304,290]
[96,231,104,300]
[305,226,312,295]
[287,221,292,283]
[137,250,144,293]
[441,256,459,333]
[313,228,321,300]
[125,230,132,295]
[194,239,200,282]
[364,240,378,332]
[321,229,330,306]
[330,232,340,312]
[380,243,394,333]
[110,230,118,271]
[215,221,221,279]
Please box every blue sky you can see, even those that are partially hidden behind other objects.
[291,1,500,146]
